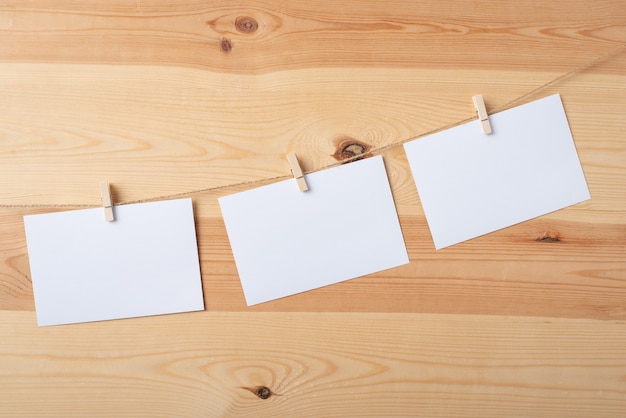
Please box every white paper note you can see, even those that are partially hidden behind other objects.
[404,94,590,249]
[219,155,409,306]
[24,198,204,326]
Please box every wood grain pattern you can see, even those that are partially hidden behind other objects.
[1,1,626,415]
[3,206,626,319]
[1,311,626,417]
[1,0,625,73]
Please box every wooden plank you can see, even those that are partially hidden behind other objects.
[0,1,625,74]
[3,205,626,319]
[1,311,626,417]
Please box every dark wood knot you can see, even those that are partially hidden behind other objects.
[220,38,233,53]
[235,16,259,33]
[256,386,271,399]
[536,231,561,242]
[332,137,373,163]
[240,385,275,399]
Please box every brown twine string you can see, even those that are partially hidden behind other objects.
[2,42,625,209]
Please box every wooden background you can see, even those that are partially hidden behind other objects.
[1,0,625,416]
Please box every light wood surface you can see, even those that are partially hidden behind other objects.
[1,0,625,416]
[2,311,626,417]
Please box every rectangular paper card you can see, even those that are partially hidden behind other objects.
[219,155,409,306]
[404,94,590,249]
[24,198,204,326]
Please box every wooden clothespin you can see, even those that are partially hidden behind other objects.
[286,153,309,192]
[100,181,115,222]
[472,94,492,135]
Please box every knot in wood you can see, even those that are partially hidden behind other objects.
[220,38,233,53]
[256,386,271,399]
[235,16,259,33]
[537,231,561,242]
[342,143,367,157]
[332,137,373,162]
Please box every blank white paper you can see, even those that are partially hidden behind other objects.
[404,94,590,249]
[219,155,409,306]
[24,198,204,326]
